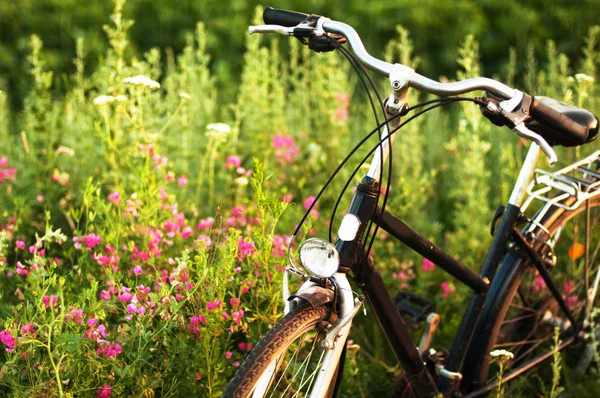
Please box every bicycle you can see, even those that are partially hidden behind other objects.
[224,7,600,398]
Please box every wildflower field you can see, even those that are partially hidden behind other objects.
[1,1,600,397]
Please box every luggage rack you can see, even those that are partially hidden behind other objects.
[522,151,600,222]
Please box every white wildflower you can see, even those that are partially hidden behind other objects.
[56,146,75,157]
[115,95,128,102]
[123,75,161,89]
[93,95,115,106]
[179,92,191,101]
[234,176,249,186]
[205,122,231,142]
[575,73,594,83]
[490,349,514,359]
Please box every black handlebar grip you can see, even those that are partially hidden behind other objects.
[263,7,309,27]
[530,97,589,145]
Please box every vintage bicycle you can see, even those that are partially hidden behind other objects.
[224,7,600,397]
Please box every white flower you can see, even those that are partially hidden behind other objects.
[575,73,594,83]
[115,95,128,102]
[205,122,231,142]
[123,75,161,89]
[179,92,191,101]
[93,95,115,105]
[490,349,514,359]
[56,146,75,157]
[234,176,249,186]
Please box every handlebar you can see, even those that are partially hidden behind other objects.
[253,7,598,164]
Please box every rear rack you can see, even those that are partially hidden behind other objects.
[522,151,600,222]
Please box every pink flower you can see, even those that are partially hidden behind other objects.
[133,265,143,276]
[215,299,223,308]
[234,361,240,367]
[66,308,85,324]
[225,351,233,359]
[190,316,199,325]
[225,155,242,170]
[230,297,240,308]
[282,194,294,203]
[36,195,44,202]
[0,156,7,167]
[232,310,245,325]
[77,233,101,250]
[43,295,57,308]
[534,276,546,293]
[421,258,435,272]
[15,240,25,250]
[563,280,575,295]
[222,311,229,320]
[20,323,36,336]
[87,318,98,327]
[303,196,320,217]
[126,303,137,313]
[16,261,29,276]
[107,192,121,205]
[238,239,257,259]
[206,302,215,311]
[198,314,207,324]
[178,175,188,186]
[0,330,15,352]
[97,341,122,358]
[96,384,112,398]
[272,134,300,165]
[440,282,454,299]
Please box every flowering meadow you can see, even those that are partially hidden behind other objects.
[1,1,600,396]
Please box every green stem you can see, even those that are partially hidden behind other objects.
[46,325,64,397]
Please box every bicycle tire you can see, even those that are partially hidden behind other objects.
[462,195,600,392]
[223,302,339,398]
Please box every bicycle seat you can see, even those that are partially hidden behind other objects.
[531,96,599,146]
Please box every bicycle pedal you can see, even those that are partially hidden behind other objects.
[394,291,436,329]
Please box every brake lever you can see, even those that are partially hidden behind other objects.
[248,25,297,35]
[513,123,558,165]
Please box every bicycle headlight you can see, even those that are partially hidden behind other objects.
[298,238,340,279]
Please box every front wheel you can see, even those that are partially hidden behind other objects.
[223,302,340,398]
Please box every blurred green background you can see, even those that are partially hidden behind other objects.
[1,0,599,107]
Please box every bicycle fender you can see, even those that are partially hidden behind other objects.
[290,285,334,309]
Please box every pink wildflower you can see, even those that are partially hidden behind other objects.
[0,330,16,351]
[421,258,435,272]
[20,323,36,336]
[87,318,98,327]
[230,297,240,308]
[282,194,294,203]
[107,192,121,205]
[16,261,29,276]
[97,341,122,358]
[133,265,143,276]
[15,240,25,250]
[43,295,57,309]
[440,282,454,299]
[232,310,245,325]
[96,384,112,398]
[225,155,241,170]
[178,175,188,186]
[222,311,229,320]
[303,196,320,217]
[272,134,300,165]
[238,239,257,259]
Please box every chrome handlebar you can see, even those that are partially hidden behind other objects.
[248,19,558,164]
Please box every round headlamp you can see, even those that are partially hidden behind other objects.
[298,238,340,279]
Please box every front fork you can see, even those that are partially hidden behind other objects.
[281,69,414,397]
